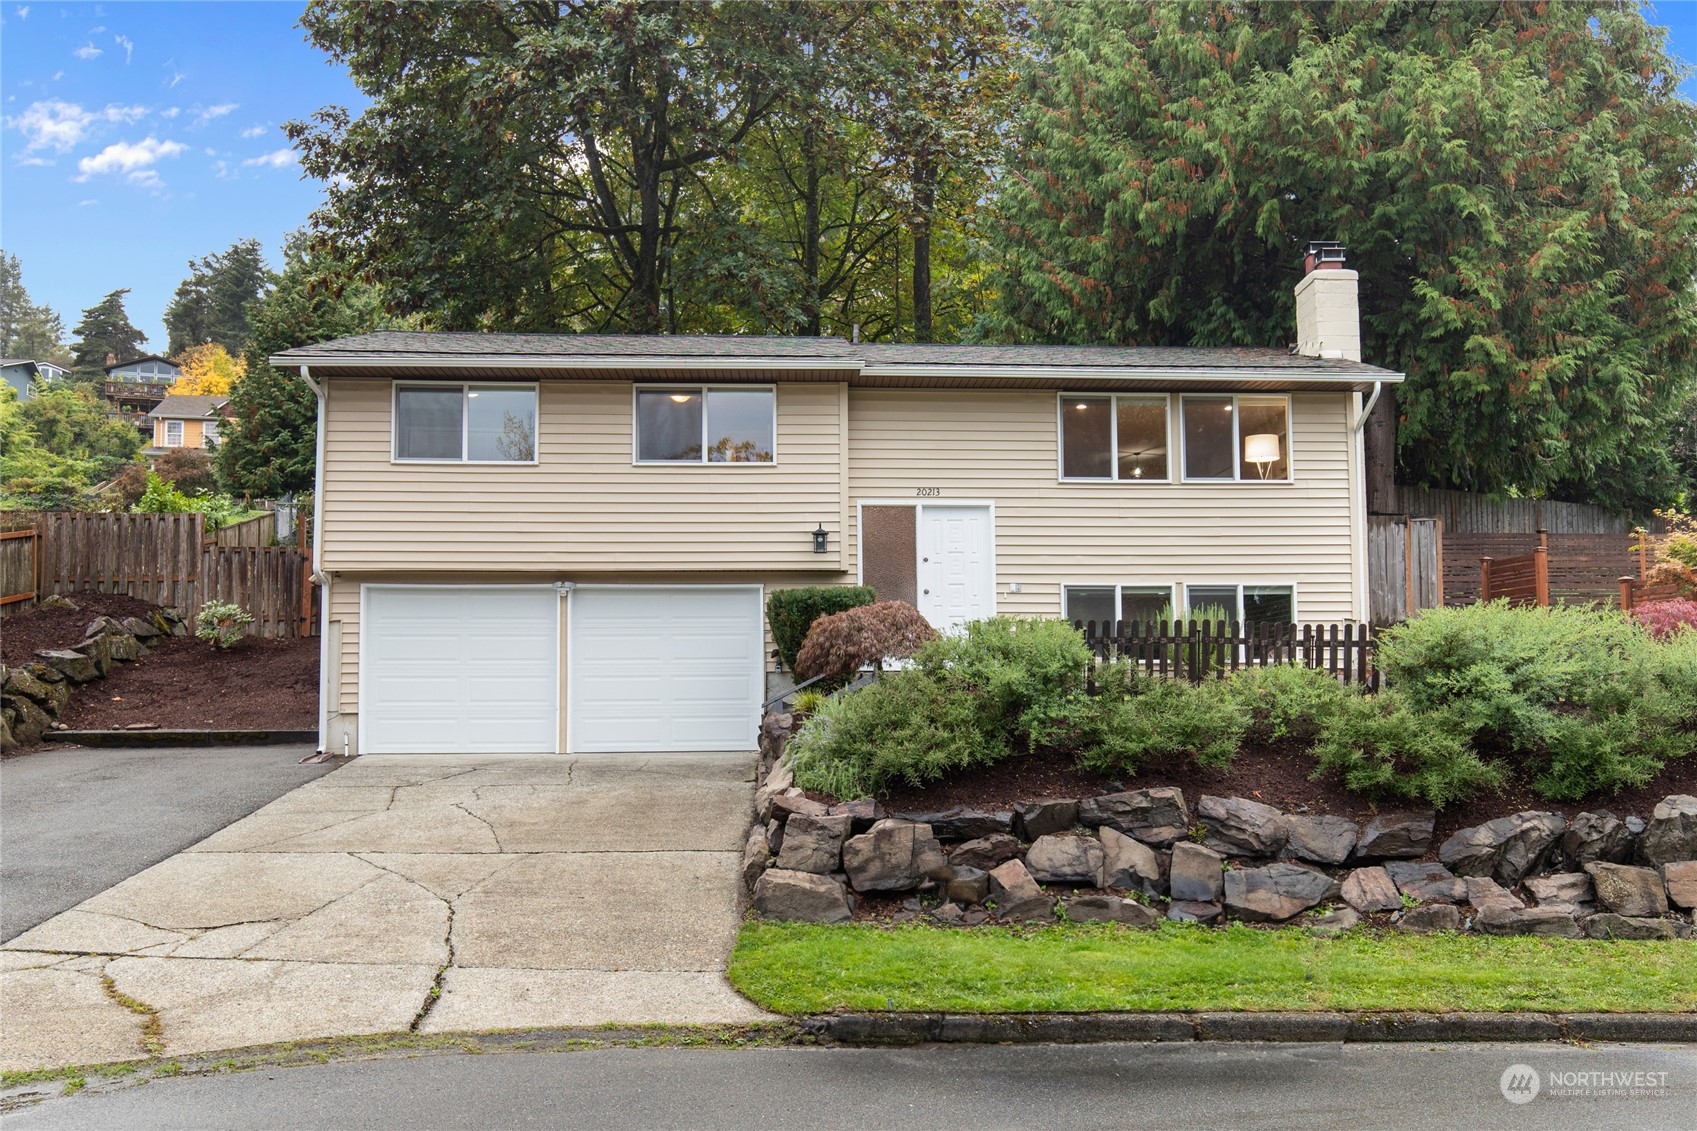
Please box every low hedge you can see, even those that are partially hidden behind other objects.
[767,586,875,673]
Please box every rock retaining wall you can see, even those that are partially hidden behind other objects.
[746,713,1697,938]
[1,599,186,748]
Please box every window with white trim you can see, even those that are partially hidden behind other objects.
[164,420,183,447]
[1181,394,1290,481]
[1060,394,1169,480]
[201,419,220,447]
[1183,584,1295,624]
[1064,584,1175,628]
[394,384,537,462]
[636,386,774,464]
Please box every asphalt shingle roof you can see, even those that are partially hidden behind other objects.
[148,395,228,420]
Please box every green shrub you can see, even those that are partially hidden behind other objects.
[195,599,253,648]
[1225,663,1354,745]
[1080,672,1250,776]
[1311,690,1504,808]
[789,688,827,716]
[767,586,875,672]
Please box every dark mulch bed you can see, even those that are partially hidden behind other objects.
[837,741,1697,864]
[4,595,318,749]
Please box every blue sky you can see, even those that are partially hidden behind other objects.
[2,3,1697,356]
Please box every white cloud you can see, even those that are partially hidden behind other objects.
[193,102,237,126]
[89,24,104,33]
[16,6,30,19]
[160,106,180,119]
[163,61,184,89]
[242,147,295,169]
[8,99,89,153]
[75,135,186,184]
[78,198,98,206]
[240,124,267,139]
[73,42,101,60]
[203,146,215,156]
[114,34,132,63]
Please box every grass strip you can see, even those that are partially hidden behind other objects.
[727,921,1697,1016]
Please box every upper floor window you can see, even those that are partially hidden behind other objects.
[1181,395,1290,481]
[163,420,183,447]
[394,383,537,463]
[636,386,774,464]
[1060,394,1169,481]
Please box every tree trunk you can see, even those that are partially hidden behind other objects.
[911,167,935,343]
[1364,384,1398,514]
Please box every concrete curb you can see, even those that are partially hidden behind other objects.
[42,729,318,748]
[802,1011,1697,1045]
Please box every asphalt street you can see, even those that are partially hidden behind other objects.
[7,1041,1695,1130]
[0,744,335,940]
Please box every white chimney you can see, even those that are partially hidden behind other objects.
[1294,240,1360,362]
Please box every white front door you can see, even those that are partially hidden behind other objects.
[918,505,994,630]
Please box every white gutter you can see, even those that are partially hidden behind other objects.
[303,364,330,755]
[1350,380,1384,433]
[272,353,859,372]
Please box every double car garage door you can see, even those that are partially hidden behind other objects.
[360,585,763,754]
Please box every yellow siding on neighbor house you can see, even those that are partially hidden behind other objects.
[844,389,1362,623]
[319,380,847,573]
[153,418,206,448]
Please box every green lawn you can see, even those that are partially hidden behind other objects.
[728,921,1697,1015]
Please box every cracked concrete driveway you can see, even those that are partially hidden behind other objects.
[0,753,772,1072]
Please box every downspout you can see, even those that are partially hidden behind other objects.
[1349,381,1383,626]
[300,365,331,755]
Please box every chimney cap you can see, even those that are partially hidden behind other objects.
[1304,241,1348,272]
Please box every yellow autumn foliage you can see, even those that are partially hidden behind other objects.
[173,343,245,396]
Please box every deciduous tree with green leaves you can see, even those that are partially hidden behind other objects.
[983,1,1697,511]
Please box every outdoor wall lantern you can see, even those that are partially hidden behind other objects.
[1244,433,1282,479]
[812,523,829,554]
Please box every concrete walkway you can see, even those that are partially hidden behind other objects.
[0,753,771,1072]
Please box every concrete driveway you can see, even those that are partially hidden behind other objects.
[0,753,769,1072]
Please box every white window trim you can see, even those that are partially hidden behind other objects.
[391,381,540,465]
[201,420,219,448]
[1056,393,1174,483]
[1062,582,1180,625]
[632,384,778,466]
[1178,393,1294,483]
[163,420,183,448]
[1178,581,1300,624]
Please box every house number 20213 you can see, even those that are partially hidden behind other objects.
[914,487,941,497]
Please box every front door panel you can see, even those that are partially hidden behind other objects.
[918,505,993,630]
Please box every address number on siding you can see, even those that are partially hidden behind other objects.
[915,487,941,497]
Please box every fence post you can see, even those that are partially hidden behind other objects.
[1638,532,1648,581]
[1434,513,1445,606]
[1480,557,1494,602]
[1533,546,1549,607]
[1618,576,1636,613]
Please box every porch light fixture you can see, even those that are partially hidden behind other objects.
[1244,433,1282,479]
[812,523,829,554]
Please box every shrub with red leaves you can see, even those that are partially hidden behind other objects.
[795,600,939,682]
[1632,598,1697,640]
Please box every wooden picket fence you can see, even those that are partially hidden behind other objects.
[0,511,316,638]
[1077,619,1377,687]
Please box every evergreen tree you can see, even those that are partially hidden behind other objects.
[983,1,1697,512]
[0,251,67,361]
[163,238,274,356]
[69,289,148,378]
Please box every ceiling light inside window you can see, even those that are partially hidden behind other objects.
[670,393,693,403]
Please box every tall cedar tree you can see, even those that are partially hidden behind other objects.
[984,1,1697,511]
[0,252,67,361]
[291,0,826,333]
[163,239,275,356]
[69,289,148,378]
[215,235,391,497]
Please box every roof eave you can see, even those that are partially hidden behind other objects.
[268,352,859,373]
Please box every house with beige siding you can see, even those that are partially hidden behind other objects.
[272,246,1400,757]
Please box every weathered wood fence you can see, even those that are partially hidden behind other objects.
[0,527,38,611]
[1389,486,1660,535]
[210,512,273,548]
[0,512,316,637]
[1367,515,1442,625]
[1077,620,1376,687]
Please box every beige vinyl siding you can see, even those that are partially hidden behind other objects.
[846,389,1361,622]
[319,379,847,573]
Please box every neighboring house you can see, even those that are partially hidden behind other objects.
[272,243,1402,758]
[146,395,230,454]
[1,359,41,401]
[103,354,182,430]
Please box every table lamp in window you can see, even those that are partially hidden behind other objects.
[1244,433,1281,479]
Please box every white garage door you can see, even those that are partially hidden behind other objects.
[362,585,558,754]
[570,586,762,753]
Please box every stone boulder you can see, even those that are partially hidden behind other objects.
[1354,811,1436,859]
[841,819,948,893]
[34,649,99,684]
[948,834,1022,872]
[1639,795,1697,867]
[1385,861,1465,903]
[752,761,794,822]
[1281,814,1358,866]
[1662,861,1697,911]
[71,632,113,677]
[1584,913,1677,941]
[741,826,772,889]
[101,632,142,662]
[120,615,163,640]
[1222,862,1337,923]
[1198,795,1287,857]
[828,798,885,832]
[770,791,831,822]
[3,666,67,716]
[1024,834,1105,885]
[1078,788,1191,847]
[2,695,50,746]
[945,866,990,906]
[1438,811,1565,885]
[1584,862,1669,918]
[1168,842,1225,902]
[1474,906,1582,938]
[1065,895,1160,928]
[1167,901,1222,925]
[775,813,853,874]
[1524,871,1595,913]
[36,594,77,612]
[1562,811,1633,868]
[1013,799,1079,840]
[752,869,853,923]
[987,859,1052,921]
[1463,876,1524,914]
[1098,826,1164,896]
[1396,904,1461,933]
[890,807,1012,842]
[1340,866,1402,913]
[1307,908,1362,936]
